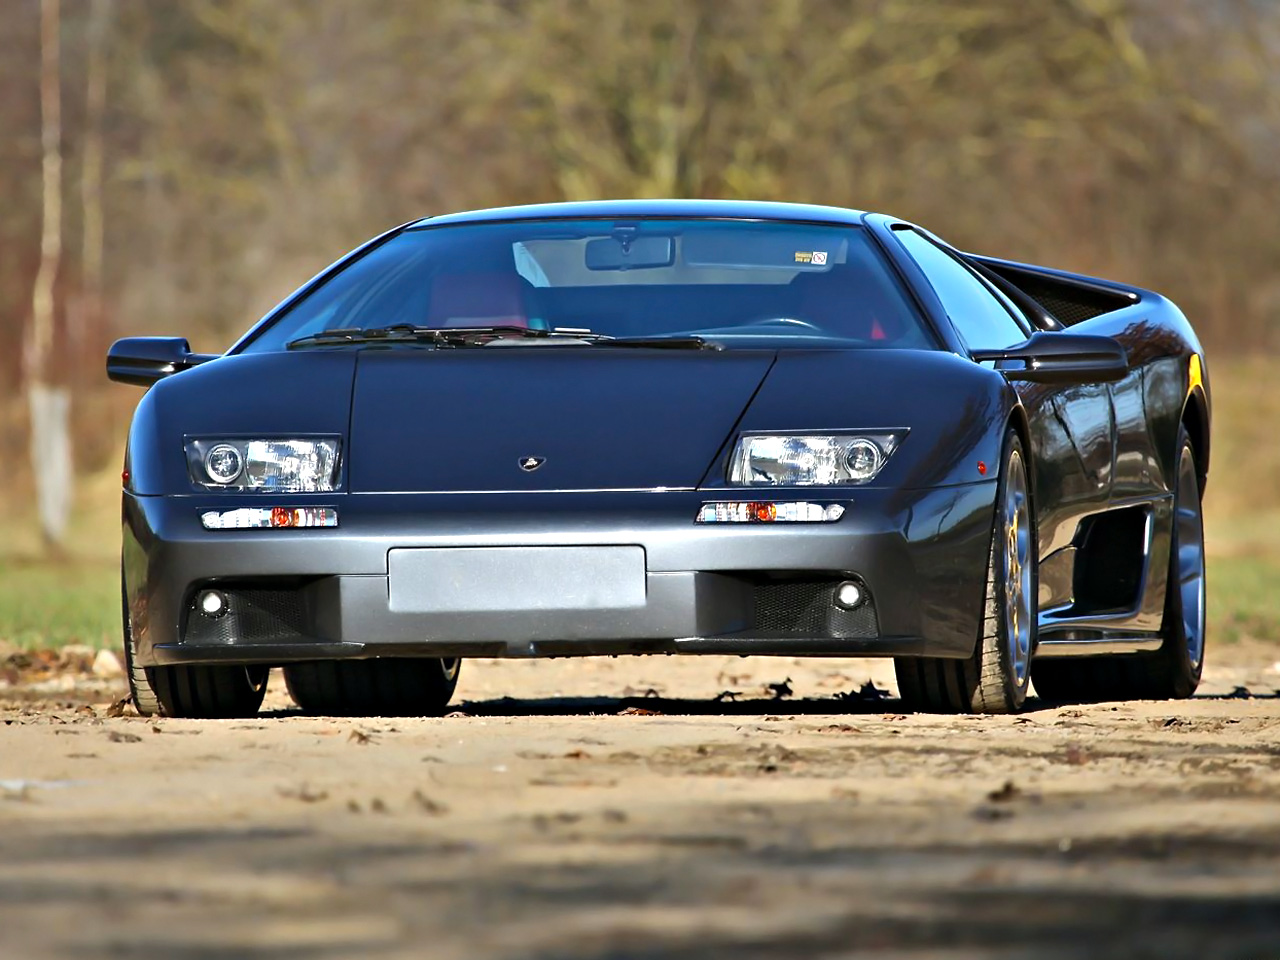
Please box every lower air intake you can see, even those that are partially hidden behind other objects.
[182,588,311,646]
[748,578,879,639]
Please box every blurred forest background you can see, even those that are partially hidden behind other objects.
[0,0,1277,647]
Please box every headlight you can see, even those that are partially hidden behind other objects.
[728,433,903,486]
[186,438,341,492]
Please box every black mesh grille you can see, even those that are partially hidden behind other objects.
[1009,275,1131,327]
[183,589,311,646]
[748,579,878,639]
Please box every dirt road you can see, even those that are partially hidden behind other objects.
[2,648,1279,959]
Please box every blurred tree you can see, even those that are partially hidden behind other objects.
[74,0,112,355]
[0,0,1277,514]
[27,0,72,550]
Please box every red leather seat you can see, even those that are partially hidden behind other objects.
[427,272,529,328]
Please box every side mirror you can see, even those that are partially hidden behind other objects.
[972,332,1128,384]
[106,337,219,387]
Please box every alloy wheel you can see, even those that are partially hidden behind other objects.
[1003,449,1033,685]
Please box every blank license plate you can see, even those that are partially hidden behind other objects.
[387,546,646,613]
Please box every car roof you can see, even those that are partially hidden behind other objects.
[412,199,871,228]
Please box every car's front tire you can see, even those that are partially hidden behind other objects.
[283,658,460,717]
[895,428,1036,714]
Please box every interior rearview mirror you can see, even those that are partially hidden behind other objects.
[972,331,1128,384]
[584,235,675,271]
[106,337,219,387]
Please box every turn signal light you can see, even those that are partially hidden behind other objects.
[696,502,845,523]
[200,507,338,530]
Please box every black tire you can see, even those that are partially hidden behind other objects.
[895,428,1036,714]
[122,573,269,718]
[283,658,460,717]
[121,573,160,716]
[149,662,271,719]
[1032,426,1205,704]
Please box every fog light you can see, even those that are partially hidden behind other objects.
[834,581,864,610]
[197,589,228,618]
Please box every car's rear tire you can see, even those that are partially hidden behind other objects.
[895,428,1036,714]
[1031,427,1205,704]
[122,575,269,718]
[283,658,461,717]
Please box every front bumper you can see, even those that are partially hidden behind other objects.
[123,485,997,667]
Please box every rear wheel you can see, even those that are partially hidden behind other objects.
[122,575,269,718]
[1031,427,1205,704]
[284,658,460,717]
[895,428,1036,713]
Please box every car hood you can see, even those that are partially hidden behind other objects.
[347,349,776,493]
[132,346,1010,497]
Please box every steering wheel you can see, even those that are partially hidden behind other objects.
[743,317,824,332]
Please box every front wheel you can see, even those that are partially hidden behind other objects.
[895,428,1036,714]
[284,658,460,717]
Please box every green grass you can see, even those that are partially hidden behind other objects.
[0,559,119,650]
[1207,553,1280,646]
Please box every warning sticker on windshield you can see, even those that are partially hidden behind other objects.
[794,251,828,265]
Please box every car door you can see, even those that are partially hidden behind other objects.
[891,229,1114,607]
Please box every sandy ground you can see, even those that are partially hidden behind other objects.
[2,647,1280,960]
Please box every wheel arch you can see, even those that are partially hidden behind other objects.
[1181,387,1210,497]
[1005,402,1036,503]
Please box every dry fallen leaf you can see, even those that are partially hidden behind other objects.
[278,784,329,803]
[1063,744,1092,766]
[411,789,449,815]
[766,678,794,699]
[987,780,1021,803]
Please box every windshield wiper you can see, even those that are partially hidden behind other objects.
[482,330,719,350]
[288,325,719,350]
[287,324,471,349]
[590,335,719,350]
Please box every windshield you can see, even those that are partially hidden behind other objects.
[238,218,933,353]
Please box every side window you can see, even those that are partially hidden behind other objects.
[895,229,1029,352]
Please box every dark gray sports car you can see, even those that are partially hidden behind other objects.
[108,200,1210,718]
